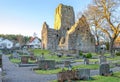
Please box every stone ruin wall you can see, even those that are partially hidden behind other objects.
[54,4,75,37]
[41,4,95,52]
[41,22,48,49]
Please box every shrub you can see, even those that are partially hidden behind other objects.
[79,51,83,56]
[115,52,120,56]
[86,53,92,58]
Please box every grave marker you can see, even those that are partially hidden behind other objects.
[99,63,110,76]
[84,58,89,65]
[77,69,90,80]
[38,60,55,70]
[21,56,29,64]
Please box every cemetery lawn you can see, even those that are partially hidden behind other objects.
[30,49,74,61]
[10,58,21,63]
[10,58,36,64]
[51,71,120,82]
[73,64,99,70]
[34,68,67,74]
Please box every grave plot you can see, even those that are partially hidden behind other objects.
[99,63,113,76]
[38,60,55,70]
[57,68,91,82]
[21,56,29,64]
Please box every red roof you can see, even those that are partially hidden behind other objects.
[29,37,35,43]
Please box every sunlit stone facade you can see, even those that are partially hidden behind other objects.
[41,4,95,52]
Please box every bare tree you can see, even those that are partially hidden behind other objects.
[84,0,120,57]
[84,5,103,53]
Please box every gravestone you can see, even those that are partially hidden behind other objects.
[57,70,78,82]
[12,51,20,59]
[64,61,70,67]
[84,58,89,65]
[30,52,36,60]
[21,56,29,64]
[99,63,110,76]
[38,60,55,70]
[77,69,90,80]
[99,56,107,64]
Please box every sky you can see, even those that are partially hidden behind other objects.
[0,0,92,38]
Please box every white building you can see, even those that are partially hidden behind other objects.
[0,38,13,49]
[27,37,41,49]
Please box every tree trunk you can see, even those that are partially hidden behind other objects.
[96,35,100,53]
[109,39,115,57]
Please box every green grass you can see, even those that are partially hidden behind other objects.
[10,58,36,64]
[30,49,50,56]
[34,68,63,74]
[10,58,21,63]
[73,64,99,70]
[34,64,99,75]
[29,49,74,62]
[107,56,120,61]
[51,71,120,82]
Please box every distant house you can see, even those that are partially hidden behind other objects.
[114,36,120,48]
[27,37,41,49]
[0,38,14,49]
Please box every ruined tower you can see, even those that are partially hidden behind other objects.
[41,4,95,53]
[54,4,75,37]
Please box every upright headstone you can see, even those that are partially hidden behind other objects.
[64,61,70,67]
[99,56,107,64]
[30,52,36,60]
[38,60,55,70]
[84,58,89,65]
[99,63,110,76]
[77,69,90,80]
[21,56,29,64]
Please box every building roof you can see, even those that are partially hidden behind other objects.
[29,37,41,43]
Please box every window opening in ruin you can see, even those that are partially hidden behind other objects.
[67,28,69,30]
[56,34,59,37]
[77,28,79,30]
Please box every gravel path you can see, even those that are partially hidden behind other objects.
[2,55,120,82]
[2,55,57,82]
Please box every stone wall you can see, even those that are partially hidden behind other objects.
[41,4,95,53]
[54,4,75,37]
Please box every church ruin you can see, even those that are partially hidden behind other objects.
[41,4,95,52]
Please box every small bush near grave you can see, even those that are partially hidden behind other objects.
[79,51,83,56]
[115,52,120,56]
[86,53,92,58]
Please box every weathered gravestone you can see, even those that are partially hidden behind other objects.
[77,69,90,80]
[38,60,55,70]
[30,52,36,60]
[21,56,29,64]
[99,56,107,64]
[12,51,20,59]
[84,58,89,65]
[99,63,111,76]
[64,61,70,67]
[57,70,78,82]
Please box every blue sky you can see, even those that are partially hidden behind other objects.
[0,0,92,38]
